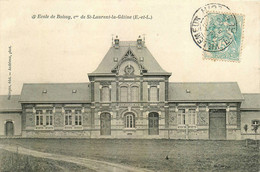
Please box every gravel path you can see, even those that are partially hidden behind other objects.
[0,144,152,172]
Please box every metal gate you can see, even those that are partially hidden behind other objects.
[148,112,159,135]
[100,113,111,135]
[5,121,14,136]
[209,109,226,140]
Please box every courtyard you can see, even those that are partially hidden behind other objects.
[0,139,259,172]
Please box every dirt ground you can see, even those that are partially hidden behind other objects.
[0,139,259,172]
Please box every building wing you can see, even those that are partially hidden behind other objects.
[241,93,260,110]
[168,82,244,102]
[0,95,21,112]
[20,83,91,103]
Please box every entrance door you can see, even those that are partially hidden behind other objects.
[209,109,226,140]
[100,113,111,135]
[148,112,159,135]
[5,121,14,136]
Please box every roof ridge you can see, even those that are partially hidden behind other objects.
[242,93,260,95]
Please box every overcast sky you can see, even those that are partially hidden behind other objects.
[0,0,259,95]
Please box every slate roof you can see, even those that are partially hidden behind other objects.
[168,82,244,102]
[241,93,260,110]
[90,41,171,75]
[0,95,21,112]
[20,83,91,103]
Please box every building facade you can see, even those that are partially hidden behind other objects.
[0,36,259,139]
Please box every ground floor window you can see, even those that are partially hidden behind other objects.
[177,109,197,125]
[75,110,82,126]
[35,110,53,126]
[36,110,43,126]
[65,109,82,126]
[65,110,72,125]
[125,113,135,128]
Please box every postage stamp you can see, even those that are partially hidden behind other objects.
[190,3,244,62]
[203,12,244,62]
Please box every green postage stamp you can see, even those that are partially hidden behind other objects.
[203,12,244,62]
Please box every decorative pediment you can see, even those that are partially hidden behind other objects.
[111,49,147,74]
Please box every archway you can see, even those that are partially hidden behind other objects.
[5,121,14,136]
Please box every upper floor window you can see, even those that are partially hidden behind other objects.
[150,86,159,102]
[120,86,128,102]
[131,86,139,102]
[101,86,110,102]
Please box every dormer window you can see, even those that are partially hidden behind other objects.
[72,89,77,93]
[186,89,191,93]
[42,90,47,94]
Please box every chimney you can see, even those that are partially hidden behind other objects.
[137,35,142,48]
[114,35,119,48]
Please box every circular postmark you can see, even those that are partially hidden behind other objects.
[190,3,237,52]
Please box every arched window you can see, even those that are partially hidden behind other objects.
[131,86,139,102]
[101,86,110,102]
[150,86,158,102]
[120,86,128,102]
[125,113,135,128]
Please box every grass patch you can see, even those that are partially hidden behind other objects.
[0,149,93,172]
[0,139,259,172]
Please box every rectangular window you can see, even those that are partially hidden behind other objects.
[177,109,185,125]
[150,86,158,102]
[36,110,43,126]
[131,86,139,102]
[189,109,196,125]
[120,86,128,102]
[75,110,82,126]
[46,110,53,126]
[65,110,72,125]
[101,86,110,102]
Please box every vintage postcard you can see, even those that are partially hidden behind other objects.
[0,0,259,171]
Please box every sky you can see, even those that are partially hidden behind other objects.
[0,0,259,95]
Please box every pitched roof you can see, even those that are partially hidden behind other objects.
[0,95,21,112]
[241,93,260,110]
[20,83,91,103]
[90,41,171,75]
[168,82,243,102]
